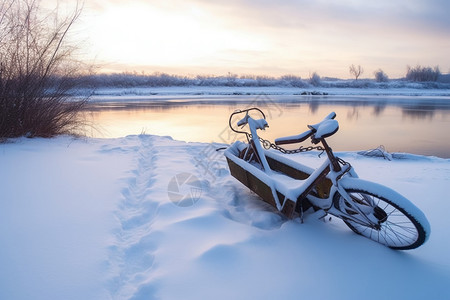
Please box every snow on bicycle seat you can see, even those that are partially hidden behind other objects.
[275,112,337,145]
[308,117,339,140]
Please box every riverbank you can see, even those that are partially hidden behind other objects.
[76,83,450,100]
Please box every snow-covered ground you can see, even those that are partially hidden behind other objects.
[83,85,450,99]
[1,134,449,300]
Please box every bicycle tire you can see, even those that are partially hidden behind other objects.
[334,178,430,250]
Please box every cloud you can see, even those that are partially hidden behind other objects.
[86,0,450,40]
[194,0,450,36]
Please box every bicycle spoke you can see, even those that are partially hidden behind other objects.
[384,224,415,245]
[339,189,425,249]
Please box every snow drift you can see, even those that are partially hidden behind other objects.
[0,135,449,300]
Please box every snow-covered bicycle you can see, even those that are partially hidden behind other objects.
[224,108,430,250]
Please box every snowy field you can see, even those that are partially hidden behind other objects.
[1,134,449,300]
[82,83,450,99]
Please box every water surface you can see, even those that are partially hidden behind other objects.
[84,95,450,158]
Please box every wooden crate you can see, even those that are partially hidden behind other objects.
[226,153,332,219]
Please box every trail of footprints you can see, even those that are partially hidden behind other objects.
[109,136,160,299]
[108,136,284,299]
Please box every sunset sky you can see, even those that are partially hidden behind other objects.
[69,0,450,78]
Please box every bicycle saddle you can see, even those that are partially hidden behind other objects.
[308,117,339,143]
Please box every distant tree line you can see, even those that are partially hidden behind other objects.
[75,65,448,89]
[80,72,311,88]
[351,64,441,83]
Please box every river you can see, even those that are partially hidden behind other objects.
[83,95,450,158]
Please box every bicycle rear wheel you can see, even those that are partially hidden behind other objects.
[334,179,429,250]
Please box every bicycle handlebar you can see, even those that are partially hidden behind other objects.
[229,107,266,135]
[228,108,338,146]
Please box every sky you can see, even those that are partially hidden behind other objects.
[64,0,450,78]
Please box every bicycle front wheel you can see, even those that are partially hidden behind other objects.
[334,178,430,250]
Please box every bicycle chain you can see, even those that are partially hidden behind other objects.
[258,137,325,154]
[259,138,353,180]
[244,132,325,154]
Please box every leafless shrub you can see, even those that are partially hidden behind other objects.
[406,65,441,82]
[280,75,307,87]
[374,69,389,82]
[309,72,321,86]
[0,0,87,140]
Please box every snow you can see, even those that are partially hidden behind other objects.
[81,84,450,100]
[309,119,339,140]
[1,134,450,300]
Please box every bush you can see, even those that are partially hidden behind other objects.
[374,69,389,82]
[282,75,306,87]
[309,72,321,86]
[406,65,441,82]
[0,0,87,139]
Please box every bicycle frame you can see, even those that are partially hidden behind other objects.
[228,108,380,226]
[305,159,380,227]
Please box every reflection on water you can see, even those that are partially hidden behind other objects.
[83,95,450,158]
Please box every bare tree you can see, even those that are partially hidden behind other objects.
[0,0,87,139]
[349,64,364,80]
